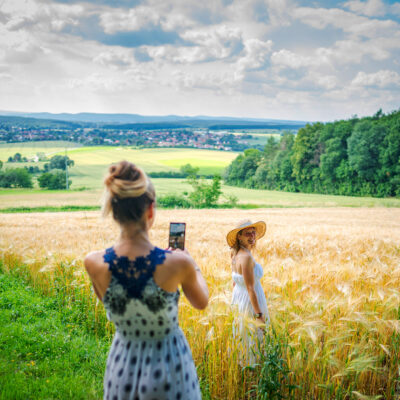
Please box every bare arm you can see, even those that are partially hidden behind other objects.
[84,252,111,301]
[242,254,265,323]
[180,253,209,310]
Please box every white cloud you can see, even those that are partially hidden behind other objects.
[181,25,243,57]
[99,6,160,34]
[343,0,386,17]
[236,38,273,71]
[1,0,86,33]
[93,48,136,68]
[142,25,245,63]
[0,0,399,121]
[352,70,400,87]
[271,48,331,69]
[293,6,398,38]
[314,75,339,90]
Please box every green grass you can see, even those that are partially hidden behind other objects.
[0,271,109,399]
[1,181,399,210]
[64,147,237,179]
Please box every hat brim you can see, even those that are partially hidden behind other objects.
[226,221,266,247]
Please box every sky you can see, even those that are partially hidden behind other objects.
[0,0,399,122]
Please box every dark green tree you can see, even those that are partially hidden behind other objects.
[0,168,33,188]
[347,120,385,182]
[38,171,70,190]
[224,149,262,187]
[290,123,324,192]
[44,155,74,171]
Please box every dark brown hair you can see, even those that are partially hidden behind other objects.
[102,161,155,224]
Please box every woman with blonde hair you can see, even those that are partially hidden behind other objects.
[227,219,270,363]
[84,160,208,400]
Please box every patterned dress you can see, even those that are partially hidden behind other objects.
[102,246,201,400]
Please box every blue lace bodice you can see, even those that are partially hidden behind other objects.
[104,246,170,299]
[102,246,180,324]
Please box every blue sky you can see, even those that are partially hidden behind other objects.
[0,0,399,121]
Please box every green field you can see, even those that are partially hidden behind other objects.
[1,141,400,209]
[1,180,400,210]
[1,144,238,189]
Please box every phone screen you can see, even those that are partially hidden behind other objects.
[169,222,186,250]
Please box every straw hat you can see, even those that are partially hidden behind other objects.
[226,219,266,247]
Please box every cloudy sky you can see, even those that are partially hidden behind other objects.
[0,0,399,121]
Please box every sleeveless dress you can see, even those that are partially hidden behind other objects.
[231,251,270,364]
[102,246,201,400]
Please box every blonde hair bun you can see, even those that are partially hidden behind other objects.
[104,161,148,199]
[102,161,155,221]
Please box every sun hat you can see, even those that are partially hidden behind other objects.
[226,219,266,247]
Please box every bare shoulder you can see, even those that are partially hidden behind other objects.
[84,250,106,274]
[166,250,193,268]
[236,250,254,269]
[165,250,196,277]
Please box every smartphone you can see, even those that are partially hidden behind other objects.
[169,222,186,250]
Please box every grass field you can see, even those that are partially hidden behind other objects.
[1,208,400,399]
[1,183,399,211]
[1,143,238,188]
[1,181,400,210]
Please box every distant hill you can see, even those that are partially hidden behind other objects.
[0,110,308,129]
[0,115,83,129]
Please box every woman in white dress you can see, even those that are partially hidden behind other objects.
[227,220,270,364]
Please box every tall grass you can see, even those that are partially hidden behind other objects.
[1,208,400,399]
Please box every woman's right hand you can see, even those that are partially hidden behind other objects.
[256,315,266,324]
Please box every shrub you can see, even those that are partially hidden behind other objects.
[157,194,191,208]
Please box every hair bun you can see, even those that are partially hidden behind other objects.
[104,161,148,199]
[102,161,155,221]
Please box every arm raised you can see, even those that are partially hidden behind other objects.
[179,252,209,310]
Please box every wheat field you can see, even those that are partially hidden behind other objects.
[1,208,400,399]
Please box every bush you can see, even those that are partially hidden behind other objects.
[187,175,222,208]
[157,194,191,208]
[38,171,70,190]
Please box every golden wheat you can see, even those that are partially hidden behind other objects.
[1,208,400,399]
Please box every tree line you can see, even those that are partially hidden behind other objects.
[224,109,400,197]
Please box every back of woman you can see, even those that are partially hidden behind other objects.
[84,161,209,400]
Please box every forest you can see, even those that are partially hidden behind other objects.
[224,109,400,197]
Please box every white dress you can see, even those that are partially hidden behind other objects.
[231,251,270,364]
